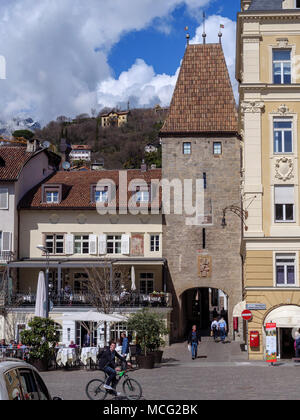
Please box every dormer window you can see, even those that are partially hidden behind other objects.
[136,186,150,203]
[42,185,62,204]
[95,188,108,203]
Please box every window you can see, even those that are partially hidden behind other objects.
[276,254,296,286]
[183,142,191,155]
[203,172,207,190]
[275,186,295,222]
[18,369,39,400]
[34,372,51,400]
[0,188,8,209]
[136,188,150,203]
[140,273,154,294]
[45,234,64,254]
[273,49,291,85]
[95,189,108,203]
[74,235,89,254]
[107,235,122,254]
[274,120,293,153]
[150,235,160,252]
[46,191,59,203]
[213,142,222,155]
[297,0,300,8]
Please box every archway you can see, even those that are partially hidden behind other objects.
[264,305,300,359]
[181,287,228,338]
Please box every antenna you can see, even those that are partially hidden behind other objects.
[202,12,207,45]
[185,26,190,46]
[42,141,50,149]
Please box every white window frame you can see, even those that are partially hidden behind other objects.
[213,142,222,155]
[272,49,292,85]
[0,188,8,210]
[107,235,122,255]
[136,190,150,203]
[46,191,59,203]
[150,234,160,252]
[274,253,297,287]
[273,118,293,154]
[139,273,154,294]
[45,234,64,255]
[95,189,108,203]
[274,185,295,223]
[74,234,90,255]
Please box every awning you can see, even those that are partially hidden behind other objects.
[62,311,127,323]
[232,300,246,317]
[264,305,300,328]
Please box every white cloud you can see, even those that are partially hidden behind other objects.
[97,14,238,110]
[0,0,224,123]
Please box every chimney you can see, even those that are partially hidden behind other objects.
[141,160,147,172]
[26,139,40,153]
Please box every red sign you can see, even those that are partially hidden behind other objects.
[241,310,252,321]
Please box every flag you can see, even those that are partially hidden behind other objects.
[220,24,224,29]
[184,26,189,31]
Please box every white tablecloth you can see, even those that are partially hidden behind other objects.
[56,348,77,366]
[80,347,98,365]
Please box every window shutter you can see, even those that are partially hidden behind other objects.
[89,234,97,255]
[65,234,74,255]
[275,186,294,204]
[98,234,107,255]
[121,234,130,255]
[0,188,8,209]
[2,232,12,252]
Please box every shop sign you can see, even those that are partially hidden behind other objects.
[265,323,277,364]
[246,304,266,311]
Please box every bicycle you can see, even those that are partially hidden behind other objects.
[86,369,142,400]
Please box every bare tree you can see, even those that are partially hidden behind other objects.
[85,262,130,345]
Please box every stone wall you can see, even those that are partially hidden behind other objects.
[162,135,243,341]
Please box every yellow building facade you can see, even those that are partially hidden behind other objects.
[237,0,300,360]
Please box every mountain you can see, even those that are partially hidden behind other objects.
[0,117,41,137]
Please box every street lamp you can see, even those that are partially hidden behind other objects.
[222,205,248,231]
[37,245,50,318]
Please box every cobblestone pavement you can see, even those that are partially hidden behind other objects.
[40,340,300,400]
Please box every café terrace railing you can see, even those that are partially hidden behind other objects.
[9,291,172,309]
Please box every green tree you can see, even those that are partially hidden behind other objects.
[12,129,34,140]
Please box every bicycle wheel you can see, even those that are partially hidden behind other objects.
[86,379,107,400]
[122,378,142,400]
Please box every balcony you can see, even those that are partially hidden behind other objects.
[10,291,172,310]
[0,251,14,263]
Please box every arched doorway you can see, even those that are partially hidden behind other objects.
[181,287,228,337]
[264,305,300,359]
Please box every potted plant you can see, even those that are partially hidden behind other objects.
[20,317,60,372]
[127,309,169,369]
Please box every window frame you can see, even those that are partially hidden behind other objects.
[74,234,90,255]
[139,273,154,294]
[0,187,9,210]
[45,234,65,255]
[275,253,297,287]
[272,49,292,85]
[150,234,160,252]
[213,142,222,155]
[273,118,293,154]
[274,185,295,223]
[183,142,191,155]
[107,234,122,255]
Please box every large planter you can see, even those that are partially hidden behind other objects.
[137,354,155,369]
[151,350,163,364]
[30,358,49,372]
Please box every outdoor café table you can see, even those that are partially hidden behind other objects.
[56,348,77,367]
[80,347,98,366]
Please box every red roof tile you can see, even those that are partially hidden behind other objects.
[0,147,41,181]
[161,43,238,135]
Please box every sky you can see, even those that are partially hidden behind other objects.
[0,0,240,125]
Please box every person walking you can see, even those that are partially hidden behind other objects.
[121,332,129,360]
[295,329,300,361]
[218,317,227,343]
[187,325,201,360]
[211,318,219,341]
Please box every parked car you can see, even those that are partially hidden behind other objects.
[0,359,62,400]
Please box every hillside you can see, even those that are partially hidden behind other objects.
[36,108,168,170]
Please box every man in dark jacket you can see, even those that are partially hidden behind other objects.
[187,325,201,360]
[99,341,126,391]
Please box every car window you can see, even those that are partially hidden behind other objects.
[34,372,51,400]
[4,369,23,400]
[18,369,40,400]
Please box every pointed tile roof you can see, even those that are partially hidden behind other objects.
[160,43,238,135]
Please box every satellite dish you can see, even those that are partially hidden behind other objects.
[62,161,71,170]
[42,141,50,149]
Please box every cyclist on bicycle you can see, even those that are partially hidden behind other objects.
[98,340,128,392]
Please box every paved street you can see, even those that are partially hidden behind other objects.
[40,340,300,400]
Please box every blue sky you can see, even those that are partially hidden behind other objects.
[0,0,241,123]
[109,0,240,78]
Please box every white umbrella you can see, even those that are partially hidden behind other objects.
[35,271,47,318]
[131,266,136,291]
[62,311,127,322]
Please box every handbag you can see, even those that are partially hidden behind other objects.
[188,344,192,352]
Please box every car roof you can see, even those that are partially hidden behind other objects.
[0,359,35,373]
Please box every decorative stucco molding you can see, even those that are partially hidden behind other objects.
[275,157,294,182]
[241,101,265,114]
